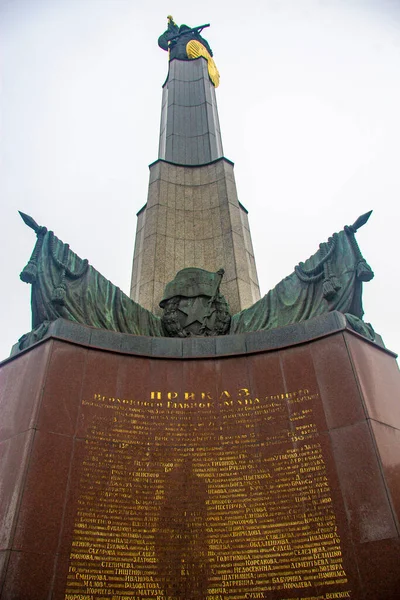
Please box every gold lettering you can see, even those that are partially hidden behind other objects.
[238,388,250,398]
[66,385,348,598]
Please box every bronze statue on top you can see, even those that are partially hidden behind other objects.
[158,16,220,87]
[158,16,213,60]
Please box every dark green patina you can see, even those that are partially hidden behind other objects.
[160,268,230,337]
[231,212,374,338]
[158,18,213,61]
[18,212,163,345]
[18,211,375,349]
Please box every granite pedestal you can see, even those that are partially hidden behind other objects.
[1,313,399,599]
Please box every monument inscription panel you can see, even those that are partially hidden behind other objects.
[63,353,352,600]
[4,330,400,599]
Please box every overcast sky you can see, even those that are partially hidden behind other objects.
[2,0,400,360]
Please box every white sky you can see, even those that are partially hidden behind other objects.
[1,0,400,360]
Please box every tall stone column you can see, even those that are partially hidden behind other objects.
[130,57,260,316]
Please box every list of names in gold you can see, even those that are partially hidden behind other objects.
[64,385,351,600]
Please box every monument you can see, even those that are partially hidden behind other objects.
[130,16,260,316]
[1,17,399,600]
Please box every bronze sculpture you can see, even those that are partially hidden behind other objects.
[17,210,375,348]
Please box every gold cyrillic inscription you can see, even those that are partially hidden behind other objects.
[64,382,350,599]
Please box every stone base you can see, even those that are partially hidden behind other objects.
[1,315,399,599]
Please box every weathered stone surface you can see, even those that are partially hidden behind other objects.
[131,158,261,315]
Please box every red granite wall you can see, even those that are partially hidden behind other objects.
[0,331,399,600]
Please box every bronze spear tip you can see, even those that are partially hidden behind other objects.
[18,211,41,233]
[351,210,373,232]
